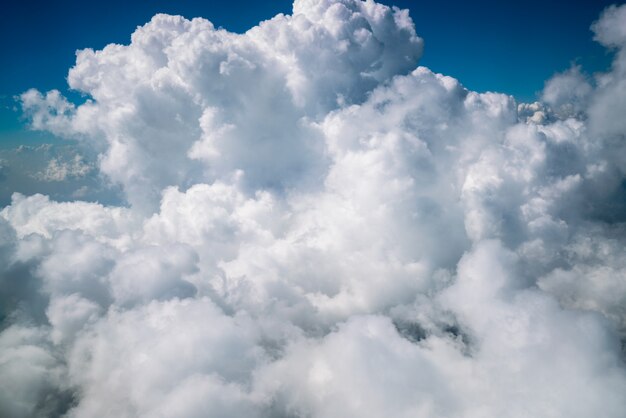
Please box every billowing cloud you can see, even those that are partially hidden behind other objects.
[21,0,422,212]
[2,0,626,417]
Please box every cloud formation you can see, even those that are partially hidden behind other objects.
[0,144,118,207]
[3,0,626,416]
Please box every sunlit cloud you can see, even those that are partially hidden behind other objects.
[2,1,626,417]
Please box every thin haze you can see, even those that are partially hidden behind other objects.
[2,1,626,417]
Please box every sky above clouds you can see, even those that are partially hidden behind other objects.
[2,1,626,417]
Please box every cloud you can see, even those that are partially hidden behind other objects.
[541,65,592,119]
[2,1,626,416]
[37,154,92,182]
[588,5,626,143]
[21,2,422,212]
[64,298,265,418]
[0,144,120,207]
[0,325,73,418]
[592,4,626,48]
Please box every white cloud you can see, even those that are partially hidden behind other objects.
[64,298,265,418]
[541,66,592,119]
[37,154,92,182]
[0,144,119,207]
[3,1,626,416]
[21,1,422,212]
[592,4,626,48]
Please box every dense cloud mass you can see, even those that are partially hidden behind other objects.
[3,0,626,416]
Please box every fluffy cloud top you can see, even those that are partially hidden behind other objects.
[3,1,626,417]
[22,0,422,212]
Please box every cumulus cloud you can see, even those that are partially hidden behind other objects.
[20,0,422,212]
[2,0,626,416]
[541,65,592,119]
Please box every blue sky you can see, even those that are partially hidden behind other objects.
[0,0,618,146]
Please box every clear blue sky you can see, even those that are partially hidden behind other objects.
[0,0,619,145]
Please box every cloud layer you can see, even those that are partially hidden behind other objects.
[4,0,626,416]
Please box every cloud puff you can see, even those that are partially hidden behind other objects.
[21,0,422,212]
[37,154,92,182]
[3,0,626,416]
[0,144,119,207]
